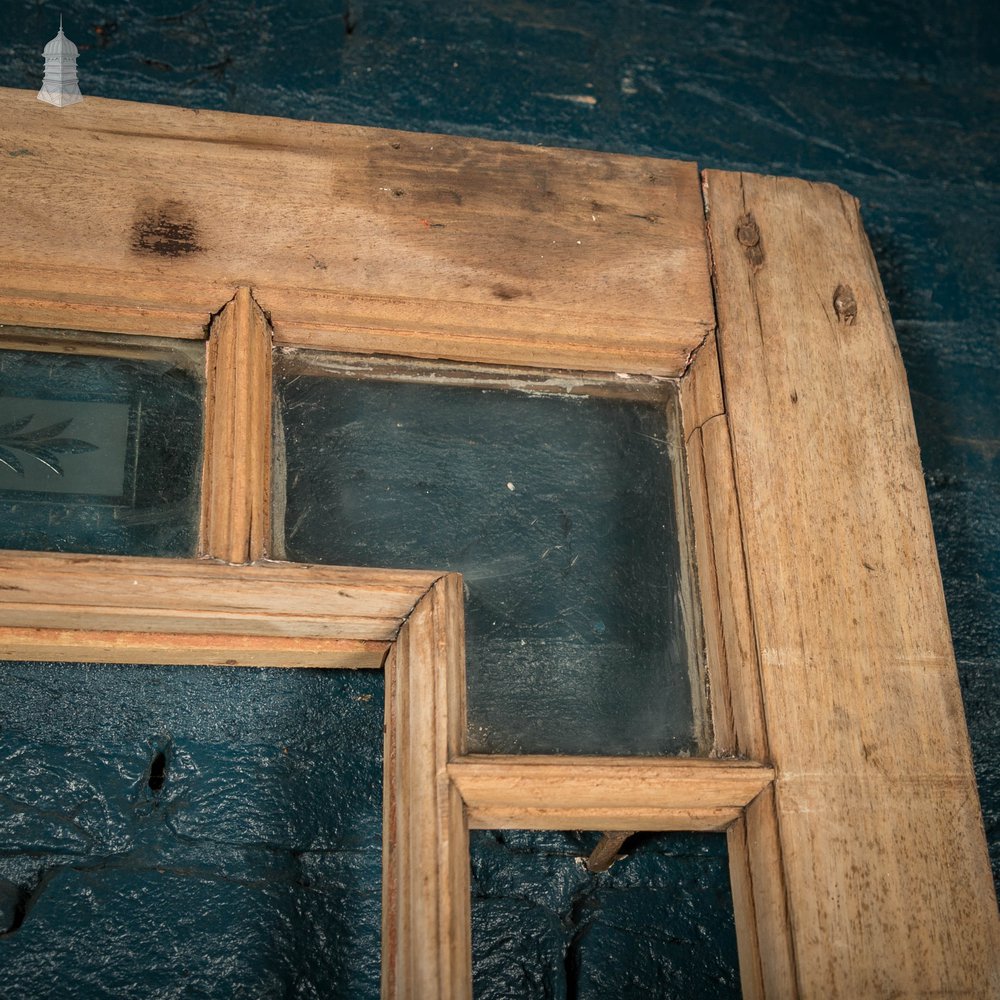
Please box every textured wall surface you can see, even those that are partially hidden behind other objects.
[0,662,386,999]
[0,0,997,996]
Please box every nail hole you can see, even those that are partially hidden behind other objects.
[148,751,167,792]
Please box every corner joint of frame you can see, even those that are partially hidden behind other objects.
[393,571,465,640]
[204,286,274,339]
[678,323,714,382]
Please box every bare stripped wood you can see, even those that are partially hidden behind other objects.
[684,426,735,752]
[727,786,797,1000]
[262,289,704,375]
[705,169,1000,996]
[584,831,633,873]
[698,406,791,993]
[0,326,206,362]
[685,413,770,760]
[0,266,210,340]
[382,574,470,1000]
[680,332,769,759]
[0,626,387,669]
[450,756,774,831]
[200,287,272,562]
[466,804,743,832]
[679,329,725,438]
[0,551,439,641]
[0,87,712,376]
[699,415,769,761]
[726,812,764,1000]
[680,333,773,757]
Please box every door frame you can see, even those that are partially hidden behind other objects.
[1,87,996,998]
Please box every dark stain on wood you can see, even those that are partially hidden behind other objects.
[131,200,204,257]
[491,283,528,300]
[736,213,764,269]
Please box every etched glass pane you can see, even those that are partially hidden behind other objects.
[275,357,703,756]
[0,331,203,556]
[0,660,382,998]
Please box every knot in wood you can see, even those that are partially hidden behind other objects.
[833,284,857,325]
[736,213,764,268]
[736,214,761,249]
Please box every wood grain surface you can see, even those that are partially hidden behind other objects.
[199,287,272,563]
[705,168,1000,997]
[726,788,797,1000]
[0,626,387,669]
[382,574,470,1000]
[0,550,440,641]
[0,87,712,376]
[450,755,774,831]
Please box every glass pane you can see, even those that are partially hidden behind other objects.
[0,660,382,999]
[275,359,703,755]
[0,330,203,557]
[471,829,739,999]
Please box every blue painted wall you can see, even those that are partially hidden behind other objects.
[1,1,997,995]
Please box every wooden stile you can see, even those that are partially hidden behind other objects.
[703,169,1000,997]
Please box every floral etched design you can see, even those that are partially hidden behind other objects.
[0,414,98,476]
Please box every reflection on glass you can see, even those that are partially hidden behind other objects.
[0,330,203,556]
[275,358,703,756]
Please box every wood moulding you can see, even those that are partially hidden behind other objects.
[0,550,440,645]
[200,286,273,563]
[0,626,387,670]
[725,788,797,1000]
[450,756,775,831]
[0,555,471,998]
[383,573,470,1000]
[0,549,775,1000]
[679,334,769,762]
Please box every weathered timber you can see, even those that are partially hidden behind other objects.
[0,87,712,377]
[704,168,1000,998]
